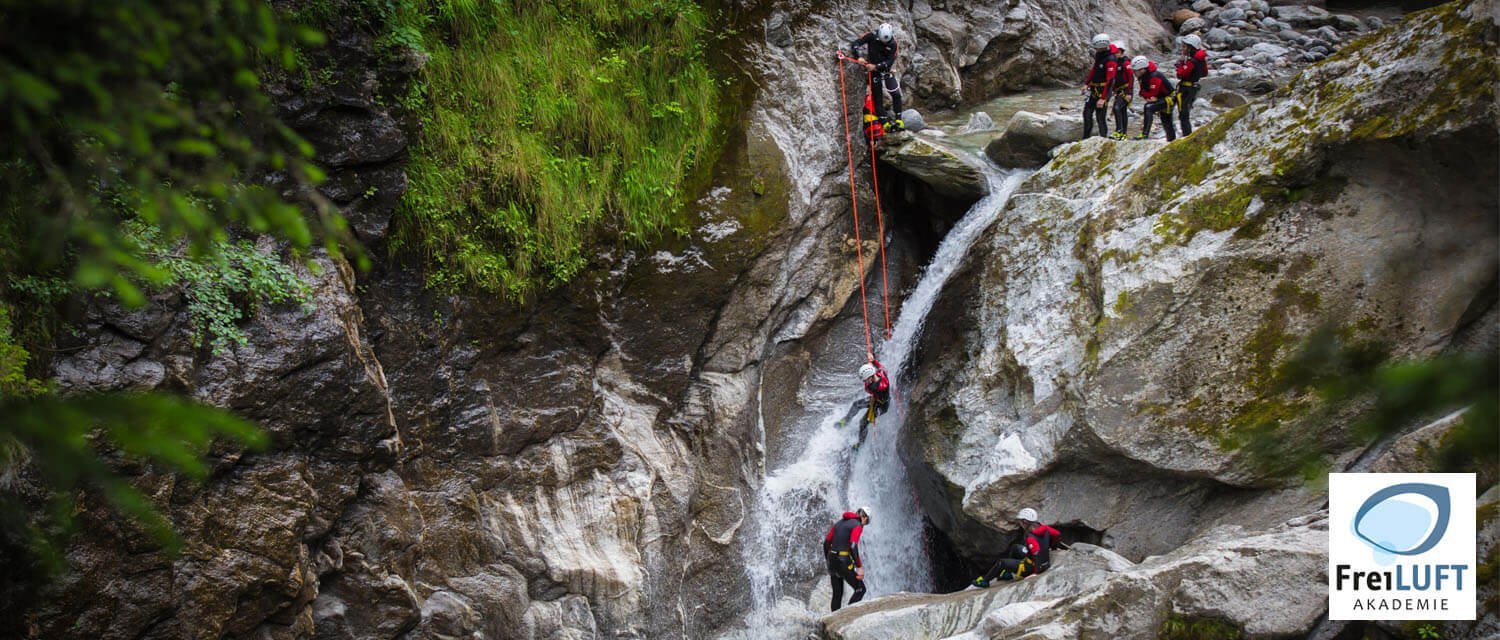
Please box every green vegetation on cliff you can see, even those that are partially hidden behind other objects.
[377,0,722,298]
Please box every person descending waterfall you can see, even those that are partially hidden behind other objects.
[1174,33,1209,136]
[845,357,890,449]
[1109,42,1134,140]
[1081,33,1119,139]
[824,507,872,611]
[1133,56,1178,141]
[849,23,905,132]
[972,508,1070,587]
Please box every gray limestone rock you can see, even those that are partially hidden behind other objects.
[881,134,988,200]
[984,110,1083,168]
[1179,16,1209,33]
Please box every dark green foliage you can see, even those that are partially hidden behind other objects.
[128,222,313,353]
[0,393,267,567]
[1234,325,1499,483]
[0,0,347,570]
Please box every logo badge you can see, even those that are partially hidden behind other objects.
[1329,473,1476,620]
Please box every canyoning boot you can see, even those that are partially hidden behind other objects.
[888,119,905,132]
[1110,131,1126,140]
[972,577,990,589]
[1132,133,1149,140]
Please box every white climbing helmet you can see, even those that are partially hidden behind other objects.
[858,363,878,379]
[1181,33,1203,50]
[1091,33,1111,50]
[857,506,873,522]
[877,23,895,43]
[1112,40,1126,54]
[1131,55,1151,71]
[1017,507,1038,522]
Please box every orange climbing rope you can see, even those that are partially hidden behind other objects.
[836,52,875,356]
[838,53,906,424]
[866,73,894,341]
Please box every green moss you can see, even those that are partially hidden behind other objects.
[1112,290,1130,316]
[1127,105,1249,205]
[1158,614,1243,640]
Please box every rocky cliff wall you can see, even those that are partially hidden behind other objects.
[904,0,1497,567]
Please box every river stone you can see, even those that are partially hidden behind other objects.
[1210,91,1249,108]
[1217,7,1246,24]
[1271,5,1332,28]
[881,134,986,200]
[1365,16,1385,30]
[1192,0,1216,13]
[1173,8,1201,26]
[901,108,927,133]
[1331,13,1364,32]
[960,111,996,134]
[1205,27,1232,47]
[983,110,1081,168]
[1179,16,1208,33]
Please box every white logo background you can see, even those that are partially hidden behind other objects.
[1329,473,1476,620]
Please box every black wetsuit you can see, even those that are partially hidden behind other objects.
[850,33,903,120]
[1082,49,1119,138]
[824,513,867,611]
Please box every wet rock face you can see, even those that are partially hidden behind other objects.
[907,0,1171,108]
[906,0,1497,565]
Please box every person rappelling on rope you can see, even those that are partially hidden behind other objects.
[824,507,872,611]
[1174,33,1209,136]
[971,507,1070,587]
[1109,41,1135,140]
[849,23,905,132]
[845,356,890,450]
[1133,55,1179,141]
[1081,33,1119,139]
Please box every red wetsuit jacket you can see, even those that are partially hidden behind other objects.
[864,359,891,402]
[1138,63,1174,101]
[1083,49,1118,93]
[824,512,866,567]
[1026,523,1065,571]
[1176,48,1209,85]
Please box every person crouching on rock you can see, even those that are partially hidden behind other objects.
[1081,33,1119,139]
[1133,56,1178,141]
[824,507,872,611]
[849,23,905,132]
[1110,41,1134,140]
[972,507,1070,587]
[847,357,890,449]
[1175,34,1209,136]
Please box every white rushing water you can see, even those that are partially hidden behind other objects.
[728,161,1031,637]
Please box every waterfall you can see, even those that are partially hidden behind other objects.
[729,160,1031,637]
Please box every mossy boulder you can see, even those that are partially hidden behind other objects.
[905,0,1498,567]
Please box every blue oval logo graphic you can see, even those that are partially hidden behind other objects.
[1352,483,1451,557]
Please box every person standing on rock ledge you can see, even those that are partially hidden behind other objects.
[849,23,905,132]
[1175,33,1210,136]
[1132,55,1178,141]
[824,507,872,611]
[1110,41,1135,140]
[1081,33,1120,139]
